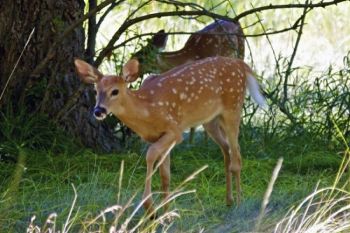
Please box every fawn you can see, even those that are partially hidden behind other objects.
[74,56,265,215]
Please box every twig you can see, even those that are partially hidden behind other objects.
[62,184,78,233]
[85,0,98,64]
[96,2,119,30]
[282,1,310,105]
[255,158,283,232]
[0,28,35,106]
[93,10,238,67]
[233,0,349,22]
[111,23,301,50]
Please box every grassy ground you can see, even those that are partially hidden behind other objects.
[0,127,343,233]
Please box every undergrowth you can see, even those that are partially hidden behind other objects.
[0,119,344,232]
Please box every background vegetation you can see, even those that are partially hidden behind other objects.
[1,0,350,232]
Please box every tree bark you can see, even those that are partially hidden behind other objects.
[0,0,121,152]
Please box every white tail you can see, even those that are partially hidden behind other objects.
[246,74,266,108]
[74,56,265,215]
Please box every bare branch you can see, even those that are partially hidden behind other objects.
[282,1,310,105]
[86,0,98,64]
[94,10,237,66]
[96,2,119,30]
[111,22,302,52]
[233,0,349,22]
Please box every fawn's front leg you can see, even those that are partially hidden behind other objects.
[143,132,178,216]
[159,153,171,211]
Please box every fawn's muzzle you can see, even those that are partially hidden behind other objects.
[93,106,107,120]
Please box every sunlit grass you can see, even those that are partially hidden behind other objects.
[0,127,342,232]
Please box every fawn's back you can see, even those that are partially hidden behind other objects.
[135,57,249,130]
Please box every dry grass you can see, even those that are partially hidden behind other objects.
[25,162,207,233]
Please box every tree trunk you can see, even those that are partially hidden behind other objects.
[0,0,121,152]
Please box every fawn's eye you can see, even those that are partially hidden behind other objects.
[111,89,119,96]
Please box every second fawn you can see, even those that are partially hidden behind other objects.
[74,56,265,215]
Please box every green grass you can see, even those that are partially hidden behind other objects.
[0,128,342,232]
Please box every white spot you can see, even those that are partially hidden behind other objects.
[226,78,230,82]
[158,101,164,106]
[229,88,234,92]
[172,102,176,108]
[157,83,162,87]
[172,88,177,94]
[180,93,187,100]
[150,90,155,95]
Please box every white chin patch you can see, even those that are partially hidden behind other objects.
[95,114,107,121]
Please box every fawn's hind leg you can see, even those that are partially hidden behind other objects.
[203,118,234,206]
[219,110,242,204]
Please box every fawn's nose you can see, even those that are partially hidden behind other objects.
[93,106,107,120]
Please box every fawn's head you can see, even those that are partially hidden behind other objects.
[74,59,140,120]
[131,30,168,76]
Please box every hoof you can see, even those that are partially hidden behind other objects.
[226,196,234,206]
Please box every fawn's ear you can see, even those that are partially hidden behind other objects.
[74,59,103,84]
[152,30,168,51]
[122,59,140,82]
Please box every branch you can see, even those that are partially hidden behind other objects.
[96,2,119,30]
[85,0,98,64]
[233,0,349,22]
[282,1,309,105]
[111,22,302,52]
[94,10,237,66]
